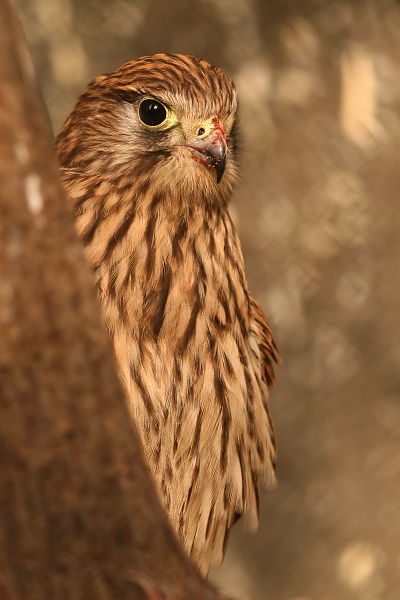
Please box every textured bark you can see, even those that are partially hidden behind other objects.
[0,1,232,598]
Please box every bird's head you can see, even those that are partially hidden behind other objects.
[56,54,239,202]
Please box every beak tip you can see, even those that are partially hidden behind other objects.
[216,163,225,184]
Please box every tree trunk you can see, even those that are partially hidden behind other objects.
[0,1,232,598]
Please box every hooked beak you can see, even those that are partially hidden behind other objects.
[185,117,227,184]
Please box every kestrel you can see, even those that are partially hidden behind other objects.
[55,54,278,575]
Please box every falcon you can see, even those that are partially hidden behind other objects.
[55,53,278,575]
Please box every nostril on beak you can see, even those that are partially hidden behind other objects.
[197,127,205,136]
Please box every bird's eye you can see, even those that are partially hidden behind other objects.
[138,98,168,127]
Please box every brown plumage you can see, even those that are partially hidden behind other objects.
[55,53,278,575]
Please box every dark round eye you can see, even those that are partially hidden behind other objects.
[139,98,167,127]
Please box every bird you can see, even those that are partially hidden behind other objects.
[55,53,279,576]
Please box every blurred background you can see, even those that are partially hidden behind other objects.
[17,0,400,598]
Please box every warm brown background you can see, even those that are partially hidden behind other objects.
[17,1,400,599]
